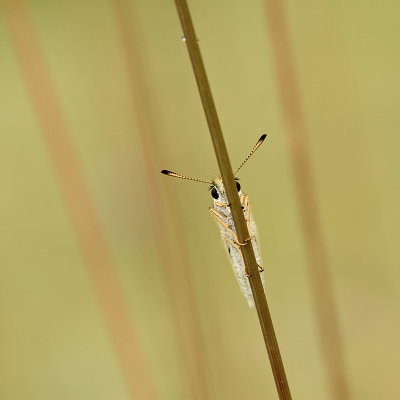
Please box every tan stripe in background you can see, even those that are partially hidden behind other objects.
[1,1,158,399]
[264,1,351,399]
[112,1,212,399]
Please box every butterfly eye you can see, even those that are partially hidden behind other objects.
[236,181,241,192]
[211,187,219,199]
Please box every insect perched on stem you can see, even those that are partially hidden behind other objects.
[161,134,267,307]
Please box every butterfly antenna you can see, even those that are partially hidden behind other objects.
[234,134,267,175]
[161,170,212,184]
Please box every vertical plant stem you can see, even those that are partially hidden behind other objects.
[173,1,292,398]
[264,2,350,400]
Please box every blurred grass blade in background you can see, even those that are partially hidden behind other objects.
[264,1,350,399]
[1,1,158,399]
[112,0,212,398]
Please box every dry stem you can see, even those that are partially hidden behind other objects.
[173,0,292,398]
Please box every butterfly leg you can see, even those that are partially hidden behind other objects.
[225,238,252,277]
[237,194,253,244]
[242,195,263,273]
[236,236,253,246]
[209,208,253,246]
[209,208,252,277]
[241,194,251,233]
[232,240,263,275]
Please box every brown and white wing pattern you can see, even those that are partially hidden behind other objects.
[209,192,265,307]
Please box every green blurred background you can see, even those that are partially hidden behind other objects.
[1,0,399,399]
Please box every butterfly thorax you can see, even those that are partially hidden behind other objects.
[211,177,244,227]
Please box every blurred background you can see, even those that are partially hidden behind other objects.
[1,0,399,399]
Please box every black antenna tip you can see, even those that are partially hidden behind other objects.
[161,170,171,175]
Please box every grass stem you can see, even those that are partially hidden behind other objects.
[174,1,292,398]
